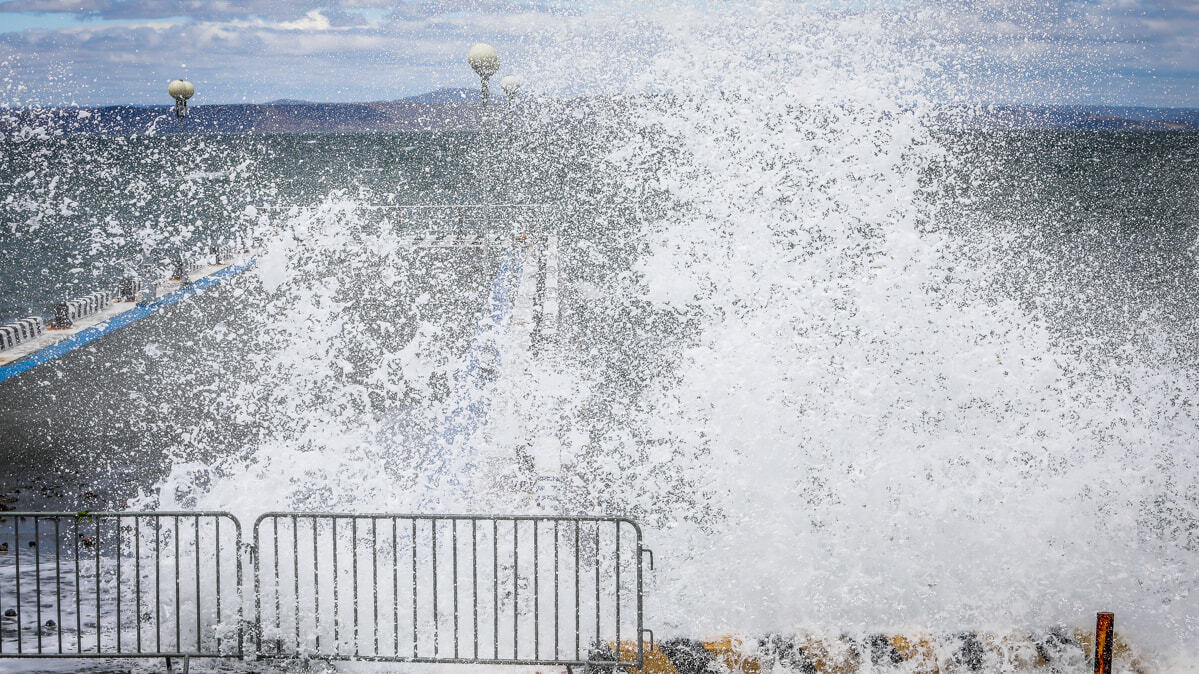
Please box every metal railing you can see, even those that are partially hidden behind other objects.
[252,513,650,668]
[258,203,560,236]
[0,512,244,661]
[0,510,651,669]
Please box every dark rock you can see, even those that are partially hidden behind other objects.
[954,632,985,671]
[866,634,903,666]
[658,638,715,674]
[759,634,817,673]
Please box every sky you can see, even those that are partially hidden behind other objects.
[0,0,1196,108]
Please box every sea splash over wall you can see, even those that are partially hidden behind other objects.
[120,2,1199,662]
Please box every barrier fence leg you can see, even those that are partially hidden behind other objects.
[1094,612,1114,674]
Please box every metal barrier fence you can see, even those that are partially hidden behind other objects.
[253,513,650,668]
[0,512,244,661]
[0,511,650,670]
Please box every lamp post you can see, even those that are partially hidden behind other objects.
[467,43,499,105]
[500,75,522,106]
[167,79,194,132]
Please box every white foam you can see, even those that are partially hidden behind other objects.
[131,4,1199,666]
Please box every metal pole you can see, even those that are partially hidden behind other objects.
[481,76,490,106]
[1094,612,1114,674]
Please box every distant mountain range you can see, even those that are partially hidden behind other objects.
[265,88,478,107]
[1,91,1197,136]
[0,88,502,136]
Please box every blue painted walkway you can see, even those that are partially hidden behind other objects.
[0,260,255,386]
[422,246,523,503]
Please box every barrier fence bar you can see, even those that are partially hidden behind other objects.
[0,512,243,665]
[251,513,648,668]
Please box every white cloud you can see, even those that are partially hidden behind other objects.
[275,9,330,31]
[0,0,107,10]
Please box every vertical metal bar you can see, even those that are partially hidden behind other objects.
[636,527,644,669]
[293,515,300,653]
[55,518,63,654]
[452,519,459,659]
[96,517,102,652]
[553,520,559,660]
[332,518,339,653]
[493,519,498,660]
[135,517,142,653]
[253,517,262,655]
[392,518,399,657]
[411,519,417,659]
[14,518,20,654]
[472,519,478,661]
[432,519,438,657]
[594,522,600,651]
[372,518,378,657]
[352,517,359,657]
[155,515,161,654]
[236,519,244,657]
[115,517,121,654]
[513,519,519,660]
[173,513,179,652]
[534,519,540,660]
[35,517,42,653]
[615,521,621,655]
[195,515,201,654]
[174,516,181,653]
[574,520,580,661]
[214,518,220,654]
[75,518,82,654]
[272,516,280,638]
[313,518,320,653]
[1095,612,1115,674]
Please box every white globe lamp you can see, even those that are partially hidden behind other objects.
[468,43,500,105]
[500,75,522,105]
[168,79,195,131]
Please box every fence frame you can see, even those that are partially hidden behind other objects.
[0,511,245,671]
[251,512,652,669]
[1,510,652,670]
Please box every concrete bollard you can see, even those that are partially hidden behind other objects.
[49,302,72,329]
[118,277,143,302]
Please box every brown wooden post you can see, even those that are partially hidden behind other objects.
[1094,612,1114,674]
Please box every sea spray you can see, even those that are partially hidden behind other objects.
[510,1,1199,657]
[49,2,1193,665]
